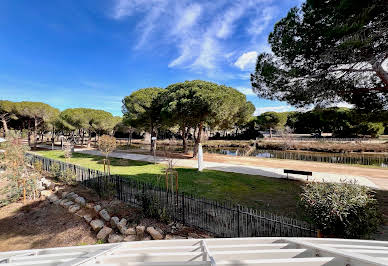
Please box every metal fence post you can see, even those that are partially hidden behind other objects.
[237,205,240,237]
[182,192,185,224]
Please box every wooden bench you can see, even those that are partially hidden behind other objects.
[284,169,313,181]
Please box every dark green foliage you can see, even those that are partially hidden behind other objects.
[300,181,381,238]
[251,0,388,111]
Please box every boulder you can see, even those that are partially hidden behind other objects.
[96,226,112,241]
[61,191,68,198]
[123,235,137,242]
[125,227,136,235]
[94,205,101,213]
[99,209,110,222]
[53,199,61,205]
[83,214,93,223]
[119,218,127,226]
[37,182,45,191]
[136,226,145,240]
[146,227,163,240]
[108,234,124,243]
[74,196,86,206]
[41,177,52,189]
[110,217,120,229]
[68,204,81,213]
[59,199,70,206]
[90,219,104,232]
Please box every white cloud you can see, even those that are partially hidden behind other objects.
[254,105,293,115]
[236,86,255,96]
[247,6,277,37]
[234,51,258,70]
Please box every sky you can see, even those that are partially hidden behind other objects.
[0,0,303,116]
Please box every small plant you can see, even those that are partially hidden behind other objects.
[63,142,72,162]
[33,161,44,174]
[300,181,381,238]
[49,162,61,179]
[98,135,117,175]
[59,168,76,185]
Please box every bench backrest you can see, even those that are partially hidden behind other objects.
[284,169,312,176]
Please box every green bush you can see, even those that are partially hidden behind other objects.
[300,181,381,238]
[59,168,76,185]
[49,163,61,179]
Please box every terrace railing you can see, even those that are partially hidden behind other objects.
[26,152,317,238]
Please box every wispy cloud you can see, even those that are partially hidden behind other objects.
[111,0,280,78]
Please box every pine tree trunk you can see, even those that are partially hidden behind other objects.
[181,126,188,154]
[1,116,8,137]
[33,118,38,148]
[193,122,203,158]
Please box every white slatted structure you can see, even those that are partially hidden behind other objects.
[1,238,388,266]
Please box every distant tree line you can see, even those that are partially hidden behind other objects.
[0,100,122,148]
[252,107,388,138]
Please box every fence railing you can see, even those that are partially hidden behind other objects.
[26,153,317,238]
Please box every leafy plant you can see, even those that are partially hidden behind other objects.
[59,168,76,185]
[300,181,381,238]
[49,162,61,179]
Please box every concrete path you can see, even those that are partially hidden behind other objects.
[37,144,380,189]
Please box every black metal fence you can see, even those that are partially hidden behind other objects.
[26,153,317,238]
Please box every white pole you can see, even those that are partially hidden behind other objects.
[198,143,203,171]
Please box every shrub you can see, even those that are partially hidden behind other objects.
[300,181,381,238]
[98,135,117,159]
[59,168,76,185]
[49,163,61,179]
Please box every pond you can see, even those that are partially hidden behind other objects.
[125,144,388,168]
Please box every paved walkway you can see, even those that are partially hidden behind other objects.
[37,145,380,189]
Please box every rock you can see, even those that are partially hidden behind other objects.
[116,218,128,235]
[65,192,75,199]
[59,199,70,206]
[123,235,137,242]
[146,227,163,240]
[48,194,59,202]
[119,218,127,226]
[41,190,53,198]
[54,186,60,192]
[96,226,112,241]
[83,214,93,223]
[90,219,105,232]
[41,177,52,189]
[125,227,136,235]
[69,193,79,201]
[37,182,45,191]
[187,233,199,239]
[74,196,86,206]
[108,234,124,243]
[99,209,110,222]
[63,201,74,208]
[68,204,81,213]
[53,199,61,205]
[94,205,101,213]
[110,217,120,228]
[143,236,152,241]
[136,226,145,240]
[86,203,94,209]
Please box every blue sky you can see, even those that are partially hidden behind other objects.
[0,0,302,116]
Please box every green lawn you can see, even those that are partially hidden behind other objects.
[35,150,305,218]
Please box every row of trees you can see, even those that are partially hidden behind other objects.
[0,100,122,147]
[252,107,387,138]
[122,80,255,157]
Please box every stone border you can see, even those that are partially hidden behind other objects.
[44,188,201,243]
